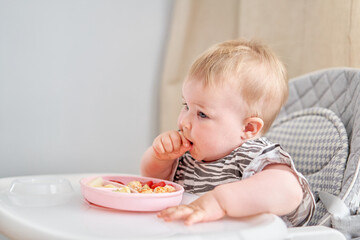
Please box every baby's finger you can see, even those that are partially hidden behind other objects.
[158,205,194,222]
[184,210,206,225]
[157,207,175,221]
[169,131,182,151]
[178,130,191,148]
[153,139,165,154]
[161,135,174,153]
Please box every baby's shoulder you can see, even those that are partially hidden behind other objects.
[238,137,286,157]
[240,137,273,150]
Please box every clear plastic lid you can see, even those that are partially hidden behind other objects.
[7,176,74,207]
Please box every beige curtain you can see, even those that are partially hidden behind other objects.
[159,0,360,132]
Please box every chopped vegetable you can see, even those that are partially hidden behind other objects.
[151,181,166,189]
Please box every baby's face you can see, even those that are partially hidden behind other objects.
[178,78,248,162]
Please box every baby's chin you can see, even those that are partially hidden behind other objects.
[190,151,219,163]
[188,149,203,161]
[190,147,231,162]
[199,158,220,163]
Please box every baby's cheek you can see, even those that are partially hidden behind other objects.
[200,138,221,154]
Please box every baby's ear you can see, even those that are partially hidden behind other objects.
[241,117,264,140]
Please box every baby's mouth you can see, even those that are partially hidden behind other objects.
[180,131,192,145]
[186,139,194,149]
[179,130,193,148]
[188,141,194,151]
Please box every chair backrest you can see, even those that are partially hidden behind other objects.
[266,68,360,225]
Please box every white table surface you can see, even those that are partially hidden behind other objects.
[0,174,345,240]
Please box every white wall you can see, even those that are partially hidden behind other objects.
[0,0,173,178]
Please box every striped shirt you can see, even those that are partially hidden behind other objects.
[170,137,315,227]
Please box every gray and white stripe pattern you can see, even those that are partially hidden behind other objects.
[171,137,316,227]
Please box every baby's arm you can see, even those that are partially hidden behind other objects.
[158,164,303,225]
[141,130,191,180]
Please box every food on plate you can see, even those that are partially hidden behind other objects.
[87,177,176,194]
[87,177,104,187]
[140,188,153,194]
[112,186,131,193]
[127,181,143,192]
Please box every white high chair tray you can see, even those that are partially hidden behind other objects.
[0,174,345,240]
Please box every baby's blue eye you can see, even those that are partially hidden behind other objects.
[198,111,207,118]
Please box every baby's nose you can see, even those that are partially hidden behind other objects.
[180,116,191,130]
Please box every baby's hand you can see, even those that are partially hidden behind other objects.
[157,192,226,225]
[152,130,191,161]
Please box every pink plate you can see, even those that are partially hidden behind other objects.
[80,175,184,212]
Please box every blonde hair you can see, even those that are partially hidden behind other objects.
[186,39,288,134]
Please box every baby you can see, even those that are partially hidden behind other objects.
[141,39,315,227]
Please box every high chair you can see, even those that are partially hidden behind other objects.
[266,67,360,239]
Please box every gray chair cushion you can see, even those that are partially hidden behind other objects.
[265,107,349,224]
